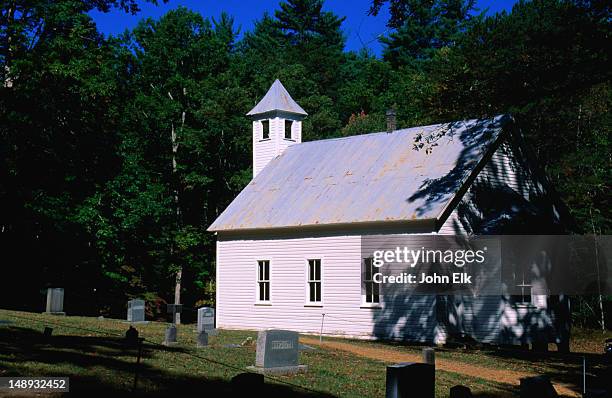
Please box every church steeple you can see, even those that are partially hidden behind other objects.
[247,80,307,178]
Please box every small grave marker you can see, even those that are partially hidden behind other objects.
[125,326,139,347]
[422,347,435,365]
[163,324,178,346]
[450,385,473,398]
[45,288,65,315]
[246,329,307,375]
[197,331,208,348]
[520,376,558,398]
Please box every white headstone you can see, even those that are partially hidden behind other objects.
[45,288,64,314]
[197,307,217,335]
[127,299,145,323]
[247,329,307,375]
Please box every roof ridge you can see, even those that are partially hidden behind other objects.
[285,115,507,149]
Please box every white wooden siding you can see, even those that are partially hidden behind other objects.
[437,135,559,344]
[217,229,438,341]
[439,138,541,235]
[252,120,276,178]
[253,118,302,178]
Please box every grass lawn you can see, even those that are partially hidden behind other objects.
[0,309,605,397]
[310,326,610,395]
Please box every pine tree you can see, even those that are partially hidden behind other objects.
[369,0,479,65]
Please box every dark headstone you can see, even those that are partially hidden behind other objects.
[532,341,549,352]
[198,307,217,336]
[45,288,65,315]
[127,299,145,323]
[520,376,558,398]
[422,347,435,365]
[197,331,208,348]
[385,362,434,398]
[163,325,178,346]
[125,326,139,347]
[450,385,473,398]
[247,329,307,375]
[167,304,183,313]
[557,340,570,353]
[167,303,182,325]
[231,373,264,394]
[43,327,53,338]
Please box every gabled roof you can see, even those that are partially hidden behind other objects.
[246,79,308,117]
[209,115,512,232]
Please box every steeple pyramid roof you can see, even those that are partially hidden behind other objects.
[247,79,307,117]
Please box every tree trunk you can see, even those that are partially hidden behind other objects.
[171,119,182,324]
[4,0,16,87]
[590,208,604,331]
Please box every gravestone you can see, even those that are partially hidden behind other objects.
[246,329,307,375]
[197,307,218,336]
[125,326,139,347]
[167,303,182,325]
[422,347,435,365]
[163,324,178,346]
[385,362,434,398]
[42,327,53,344]
[127,299,146,323]
[45,288,65,315]
[450,385,473,398]
[520,376,558,398]
[197,331,208,348]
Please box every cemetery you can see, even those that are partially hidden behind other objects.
[0,307,609,397]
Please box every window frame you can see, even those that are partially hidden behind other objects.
[255,259,271,304]
[361,257,381,308]
[305,258,323,306]
[284,120,294,140]
[261,120,270,140]
[510,269,533,307]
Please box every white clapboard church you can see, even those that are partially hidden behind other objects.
[208,80,570,348]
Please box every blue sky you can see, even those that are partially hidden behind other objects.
[90,0,517,56]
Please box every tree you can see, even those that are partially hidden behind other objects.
[0,0,131,311]
[428,0,611,233]
[369,0,479,65]
[241,0,347,139]
[0,0,166,86]
[82,7,251,318]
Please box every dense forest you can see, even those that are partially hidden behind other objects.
[0,0,610,322]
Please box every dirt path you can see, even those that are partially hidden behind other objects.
[300,336,580,397]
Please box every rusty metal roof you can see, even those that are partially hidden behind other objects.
[209,115,512,232]
[246,79,308,117]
